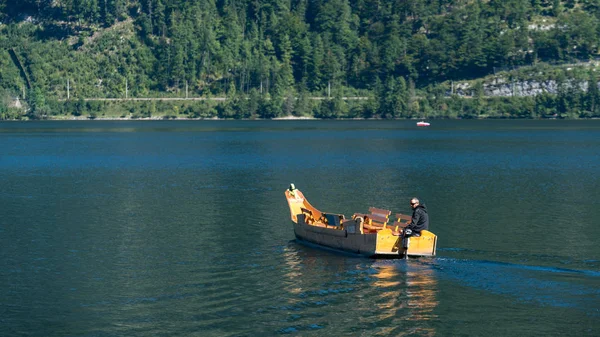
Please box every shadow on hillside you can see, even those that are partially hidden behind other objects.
[35,23,81,42]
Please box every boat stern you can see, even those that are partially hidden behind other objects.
[375,229,437,257]
[406,230,437,257]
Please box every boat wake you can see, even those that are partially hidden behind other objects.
[285,241,599,315]
[416,256,600,315]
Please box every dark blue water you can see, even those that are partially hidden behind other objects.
[1,120,598,336]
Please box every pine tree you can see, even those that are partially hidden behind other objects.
[0,0,5,21]
[552,0,563,17]
[277,34,294,92]
[587,69,600,116]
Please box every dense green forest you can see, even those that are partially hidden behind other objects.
[2,0,600,119]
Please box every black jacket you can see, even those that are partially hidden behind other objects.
[408,204,429,233]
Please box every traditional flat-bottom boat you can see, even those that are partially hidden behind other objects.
[285,185,437,258]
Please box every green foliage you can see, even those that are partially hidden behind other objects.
[2,1,600,119]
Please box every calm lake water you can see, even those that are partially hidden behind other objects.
[1,120,599,336]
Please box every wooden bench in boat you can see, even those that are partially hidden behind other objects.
[301,206,411,233]
[369,207,392,218]
[301,208,346,229]
[300,207,316,225]
[352,214,382,233]
[391,213,412,228]
[350,209,415,234]
[352,207,392,233]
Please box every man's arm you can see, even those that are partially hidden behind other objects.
[408,211,421,230]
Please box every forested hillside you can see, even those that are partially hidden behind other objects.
[2,0,600,119]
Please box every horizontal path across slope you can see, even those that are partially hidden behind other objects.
[57,97,370,102]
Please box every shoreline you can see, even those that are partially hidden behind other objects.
[46,115,321,121]
[4,114,599,121]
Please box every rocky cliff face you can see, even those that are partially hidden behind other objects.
[451,78,594,97]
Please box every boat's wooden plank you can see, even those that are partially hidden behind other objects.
[294,221,380,256]
[369,208,390,217]
[354,213,388,222]
[354,212,388,232]
[363,223,382,230]
[361,224,380,234]
[352,213,366,219]
[302,223,348,237]
[365,221,393,230]
[301,207,313,215]
[365,214,388,224]
[300,208,316,224]
[368,207,391,217]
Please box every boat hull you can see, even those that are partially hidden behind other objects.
[293,218,437,258]
[293,219,382,257]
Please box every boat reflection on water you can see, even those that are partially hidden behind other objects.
[281,245,306,296]
[280,243,353,296]
[371,261,439,336]
[280,243,439,335]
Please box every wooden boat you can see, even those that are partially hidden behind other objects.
[285,185,437,258]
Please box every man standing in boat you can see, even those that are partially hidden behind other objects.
[405,197,429,237]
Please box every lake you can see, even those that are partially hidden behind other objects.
[1,120,598,336]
